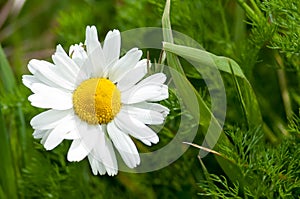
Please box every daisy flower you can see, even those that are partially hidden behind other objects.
[22,26,169,176]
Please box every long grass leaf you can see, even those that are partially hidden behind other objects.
[163,42,245,78]
[163,42,263,128]
[162,0,225,143]
[229,61,250,128]
[0,45,16,93]
[162,0,243,186]
[0,103,18,199]
[197,156,218,199]
[17,103,27,166]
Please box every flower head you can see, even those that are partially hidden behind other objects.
[23,26,169,176]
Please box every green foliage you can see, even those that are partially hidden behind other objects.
[0,0,300,198]
[199,127,300,198]
[55,0,117,47]
[0,103,18,199]
[261,0,300,65]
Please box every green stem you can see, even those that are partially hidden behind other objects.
[263,123,279,144]
[275,52,293,120]
[236,0,260,23]
[249,0,263,17]
[229,61,249,129]
[219,0,230,42]
[17,103,27,166]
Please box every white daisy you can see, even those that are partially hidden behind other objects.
[22,26,169,176]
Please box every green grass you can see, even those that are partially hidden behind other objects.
[0,0,299,198]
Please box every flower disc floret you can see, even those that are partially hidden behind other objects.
[73,78,121,124]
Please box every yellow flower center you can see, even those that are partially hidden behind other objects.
[73,78,121,124]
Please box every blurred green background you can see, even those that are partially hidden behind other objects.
[0,0,300,198]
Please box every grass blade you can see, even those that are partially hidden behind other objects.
[0,103,18,199]
[162,0,226,145]
[162,0,244,186]
[17,103,27,166]
[163,42,263,128]
[163,42,245,78]
[0,45,16,93]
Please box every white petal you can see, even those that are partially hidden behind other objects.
[27,59,48,76]
[88,155,106,175]
[35,68,75,91]
[42,129,61,150]
[107,121,140,168]
[91,128,118,176]
[114,110,159,146]
[32,129,45,139]
[67,139,89,162]
[22,75,41,90]
[122,105,165,125]
[30,109,72,130]
[55,44,68,55]
[75,58,93,86]
[117,59,148,92]
[40,130,51,145]
[27,59,41,74]
[69,43,88,67]
[54,44,81,77]
[87,47,106,77]
[103,29,121,66]
[85,26,100,53]
[109,48,142,82]
[138,73,167,86]
[28,83,73,110]
[148,84,169,101]
[63,130,80,140]
[44,118,76,150]
[75,121,100,156]
[85,26,106,77]
[28,59,76,90]
[60,114,81,140]
[28,59,53,74]
[121,84,168,104]
[134,102,170,117]
[44,131,64,150]
[121,72,168,104]
[52,49,80,80]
